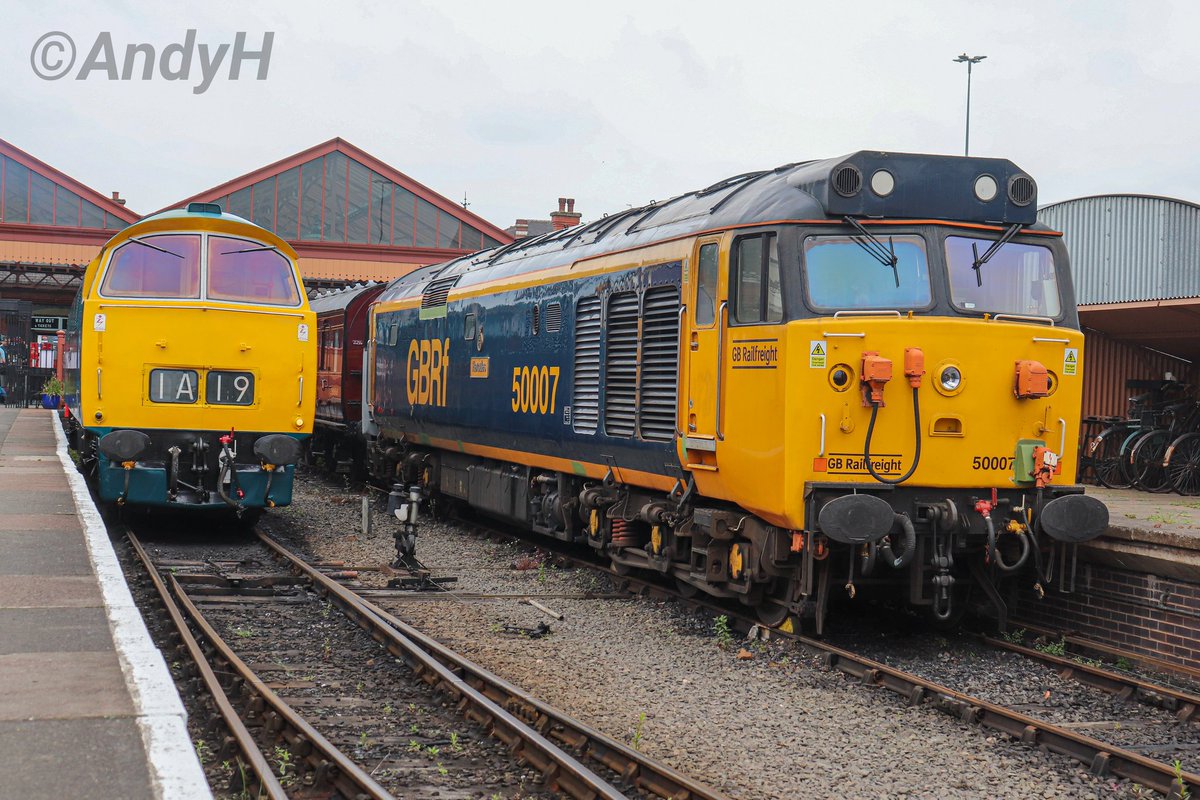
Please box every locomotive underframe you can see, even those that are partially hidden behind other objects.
[370,436,1087,633]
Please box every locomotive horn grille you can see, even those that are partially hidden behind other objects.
[832,165,863,197]
[1008,175,1036,207]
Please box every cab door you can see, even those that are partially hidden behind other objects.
[683,237,725,469]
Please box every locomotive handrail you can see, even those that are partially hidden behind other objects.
[832,309,902,318]
[97,303,308,318]
[716,301,728,441]
[991,313,1055,326]
[818,413,826,456]
[1058,417,1067,458]
[824,332,866,338]
[1032,336,1072,343]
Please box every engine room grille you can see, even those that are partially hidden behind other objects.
[421,274,460,312]
[638,286,680,441]
[571,296,602,434]
[545,302,563,333]
[604,292,640,438]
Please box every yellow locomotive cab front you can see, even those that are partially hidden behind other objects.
[66,203,316,514]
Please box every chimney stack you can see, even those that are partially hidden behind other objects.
[111,191,126,206]
[550,197,581,230]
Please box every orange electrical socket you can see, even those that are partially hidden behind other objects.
[861,351,893,406]
[904,347,925,388]
[1015,360,1050,398]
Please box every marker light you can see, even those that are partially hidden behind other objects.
[870,169,895,197]
[940,365,962,392]
[974,175,998,202]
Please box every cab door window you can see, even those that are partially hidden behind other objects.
[732,234,782,324]
[695,243,719,327]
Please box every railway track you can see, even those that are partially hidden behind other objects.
[446,519,1200,798]
[127,523,732,800]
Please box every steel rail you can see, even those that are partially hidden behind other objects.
[1009,619,1200,686]
[125,529,289,800]
[146,556,388,800]
[981,634,1200,723]
[167,573,395,799]
[450,521,1200,798]
[258,530,733,800]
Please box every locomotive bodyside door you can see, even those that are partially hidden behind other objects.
[682,236,726,470]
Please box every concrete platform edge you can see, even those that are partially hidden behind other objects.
[51,417,212,800]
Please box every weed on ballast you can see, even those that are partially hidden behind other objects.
[631,711,647,751]
[1035,636,1067,657]
[1001,628,1025,644]
[714,615,734,650]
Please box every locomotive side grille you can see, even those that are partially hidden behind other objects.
[571,296,602,434]
[604,292,639,438]
[421,275,460,310]
[638,285,680,441]
[545,301,562,333]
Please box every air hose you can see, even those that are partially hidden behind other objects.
[878,512,917,569]
[985,515,1031,573]
[864,386,921,485]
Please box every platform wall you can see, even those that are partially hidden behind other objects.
[1014,562,1200,669]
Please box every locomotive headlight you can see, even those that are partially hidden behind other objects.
[939,365,962,392]
[974,175,998,202]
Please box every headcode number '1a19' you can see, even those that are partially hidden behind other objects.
[972,455,1013,471]
[511,366,560,415]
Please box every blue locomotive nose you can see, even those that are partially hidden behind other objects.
[1037,494,1109,543]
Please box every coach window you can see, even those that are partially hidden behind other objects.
[207,236,301,305]
[101,234,202,298]
[695,243,718,326]
[732,234,782,324]
[464,313,477,340]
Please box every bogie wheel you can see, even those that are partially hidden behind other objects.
[1168,434,1200,496]
[1092,426,1135,489]
[1130,430,1171,492]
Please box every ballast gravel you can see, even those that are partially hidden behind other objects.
[258,469,1161,798]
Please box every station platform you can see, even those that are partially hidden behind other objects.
[1083,486,1200,582]
[0,408,210,799]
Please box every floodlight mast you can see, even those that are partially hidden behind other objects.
[954,53,987,156]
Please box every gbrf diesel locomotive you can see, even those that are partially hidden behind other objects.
[65,203,316,518]
[340,151,1109,632]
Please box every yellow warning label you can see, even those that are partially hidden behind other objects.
[809,340,827,369]
[1063,348,1078,377]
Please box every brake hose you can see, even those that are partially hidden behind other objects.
[864,386,921,485]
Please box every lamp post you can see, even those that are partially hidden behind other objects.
[954,53,986,156]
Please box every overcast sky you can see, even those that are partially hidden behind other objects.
[2,0,1197,230]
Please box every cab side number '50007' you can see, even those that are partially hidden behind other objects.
[972,456,1013,471]
[512,366,561,415]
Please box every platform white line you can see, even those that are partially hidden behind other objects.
[52,412,213,800]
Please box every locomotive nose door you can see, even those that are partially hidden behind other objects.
[683,238,725,468]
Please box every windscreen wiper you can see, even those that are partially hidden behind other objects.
[221,245,279,255]
[128,236,184,258]
[971,223,1023,287]
[842,216,899,287]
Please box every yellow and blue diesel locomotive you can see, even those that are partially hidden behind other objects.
[65,203,315,517]
[363,152,1109,631]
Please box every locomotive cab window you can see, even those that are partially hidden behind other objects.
[944,236,1062,319]
[207,235,301,306]
[101,234,201,298]
[803,234,931,311]
[732,234,782,324]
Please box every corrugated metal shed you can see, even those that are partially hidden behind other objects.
[1039,194,1200,305]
